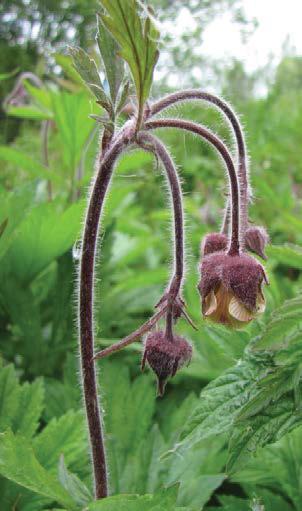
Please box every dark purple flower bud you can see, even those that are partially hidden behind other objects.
[141,331,192,396]
[201,232,228,256]
[198,252,268,328]
[245,226,269,260]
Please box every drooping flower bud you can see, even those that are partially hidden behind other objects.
[201,232,228,256]
[245,226,269,260]
[198,252,268,328]
[141,331,192,396]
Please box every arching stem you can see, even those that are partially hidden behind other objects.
[136,131,184,300]
[145,119,240,256]
[150,90,249,238]
[79,130,129,499]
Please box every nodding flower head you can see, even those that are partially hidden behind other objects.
[245,226,269,260]
[141,331,192,396]
[201,232,228,256]
[198,252,268,328]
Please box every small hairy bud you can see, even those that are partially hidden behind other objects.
[245,226,269,260]
[201,232,228,256]
[198,252,268,328]
[141,331,192,396]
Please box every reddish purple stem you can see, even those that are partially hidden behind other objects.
[145,118,240,256]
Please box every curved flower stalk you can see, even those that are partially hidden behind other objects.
[144,118,240,256]
[150,90,269,257]
[150,90,250,237]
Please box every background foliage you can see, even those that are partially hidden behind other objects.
[0,0,302,509]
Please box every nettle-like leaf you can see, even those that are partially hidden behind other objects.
[252,293,302,351]
[177,354,269,452]
[176,323,302,474]
[227,393,302,472]
[88,484,186,510]
[232,426,302,510]
[99,0,160,110]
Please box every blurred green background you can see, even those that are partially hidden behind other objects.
[0,1,302,509]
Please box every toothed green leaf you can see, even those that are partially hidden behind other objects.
[0,431,76,509]
[97,15,124,104]
[99,0,160,109]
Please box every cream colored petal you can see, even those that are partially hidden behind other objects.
[203,290,217,316]
[229,296,253,322]
[256,291,266,314]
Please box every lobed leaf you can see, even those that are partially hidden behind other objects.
[12,378,44,438]
[0,431,75,509]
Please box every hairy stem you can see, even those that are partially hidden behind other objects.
[150,90,249,237]
[137,131,185,296]
[79,131,128,499]
[93,305,167,360]
[145,119,240,255]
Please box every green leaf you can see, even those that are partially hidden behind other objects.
[0,146,61,184]
[217,495,251,510]
[266,243,302,269]
[116,80,131,113]
[0,365,20,432]
[58,455,92,506]
[232,426,302,509]
[33,410,87,473]
[50,91,95,170]
[6,105,53,120]
[100,359,156,493]
[54,53,86,85]
[253,294,302,351]
[0,185,35,263]
[97,14,124,103]
[0,69,19,81]
[0,431,75,509]
[68,46,111,109]
[1,201,84,284]
[23,81,52,110]
[176,357,265,452]
[99,0,160,108]
[88,485,182,510]
[12,379,44,438]
[227,394,302,472]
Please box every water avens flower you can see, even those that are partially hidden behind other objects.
[198,252,268,328]
[141,330,192,396]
